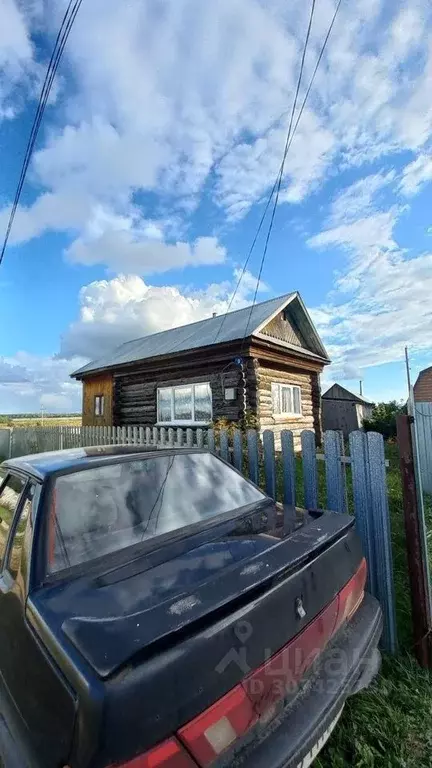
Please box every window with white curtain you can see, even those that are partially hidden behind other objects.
[157,383,212,424]
[271,382,302,416]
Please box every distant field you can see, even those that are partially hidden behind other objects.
[0,416,82,427]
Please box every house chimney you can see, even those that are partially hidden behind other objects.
[212,312,217,318]
[359,380,363,396]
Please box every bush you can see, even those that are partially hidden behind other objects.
[363,400,407,440]
[211,409,259,436]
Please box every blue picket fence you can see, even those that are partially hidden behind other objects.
[7,423,397,652]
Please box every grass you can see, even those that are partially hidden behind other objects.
[315,442,432,767]
[0,415,82,427]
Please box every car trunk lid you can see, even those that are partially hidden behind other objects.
[38,503,357,678]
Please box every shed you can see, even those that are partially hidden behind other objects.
[322,384,374,438]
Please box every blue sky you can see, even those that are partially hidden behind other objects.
[1,0,432,412]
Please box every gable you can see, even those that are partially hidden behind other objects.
[322,384,373,405]
[257,296,328,360]
[260,309,308,348]
[323,384,356,401]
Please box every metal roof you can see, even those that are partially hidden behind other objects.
[72,292,328,378]
[322,384,374,405]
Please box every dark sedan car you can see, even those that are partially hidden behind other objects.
[0,445,382,768]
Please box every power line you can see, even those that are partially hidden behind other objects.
[242,0,317,343]
[214,0,342,345]
[0,0,84,267]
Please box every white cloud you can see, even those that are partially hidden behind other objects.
[0,354,85,413]
[0,269,265,412]
[0,0,40,120]
[0,358,29,383]
[328,170,396,225]
[66,233,226,274]
[308,208,401,259]
[309,168,432,382]
[399,153,432,197]
[60,270,263,360]
[319,248,432,381]
[3,0,432,259]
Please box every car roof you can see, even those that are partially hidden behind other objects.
[1,445,200,482]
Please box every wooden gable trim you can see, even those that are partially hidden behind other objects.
[253,294,296,334]
[253,292,329,361]
[249,338,327,373]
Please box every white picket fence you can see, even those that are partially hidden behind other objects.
[2,423,397,652]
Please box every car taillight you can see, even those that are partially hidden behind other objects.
[334,557,367,634]
[177,685,257,767]
[109,737,197,767]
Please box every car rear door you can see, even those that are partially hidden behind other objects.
[0,473,76,768]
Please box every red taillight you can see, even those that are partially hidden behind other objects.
[177,685,257,767]
[110,737,197,767]
[334,557,367,634]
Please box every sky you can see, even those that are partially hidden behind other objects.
[0,0,432,413]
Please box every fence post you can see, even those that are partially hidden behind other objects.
[219,430,229,462]
[397,414,432,666]
[349,431,376,597]
[301,430,317,509]
[281,430,295,506]
[176,428,183,447]
[367,431,397,654]
[9,428,15,459]
[186,428,193,447]
[247,430,259,485]
[263,430,276,500]
[196,429,204,448]
[232,429,243,472]
[324,430,346,513]
[207,429,215,452]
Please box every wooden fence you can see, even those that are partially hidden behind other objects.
[5,424,397,652]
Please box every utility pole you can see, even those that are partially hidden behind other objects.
[405,346,411,395]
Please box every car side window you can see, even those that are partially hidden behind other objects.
[0,473,26,571]
[6,485,35,581]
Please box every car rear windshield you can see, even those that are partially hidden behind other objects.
[48,452,266,573]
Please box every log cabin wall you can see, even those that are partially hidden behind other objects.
[80,344,324,442]
[111,353,259,426]
[256,361,322,448]
[82,373,113,426]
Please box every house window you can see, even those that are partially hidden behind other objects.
[157,383,212,424]
[94,395,105,417]
[271,383,302,416]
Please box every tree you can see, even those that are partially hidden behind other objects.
[363,400,407,440]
